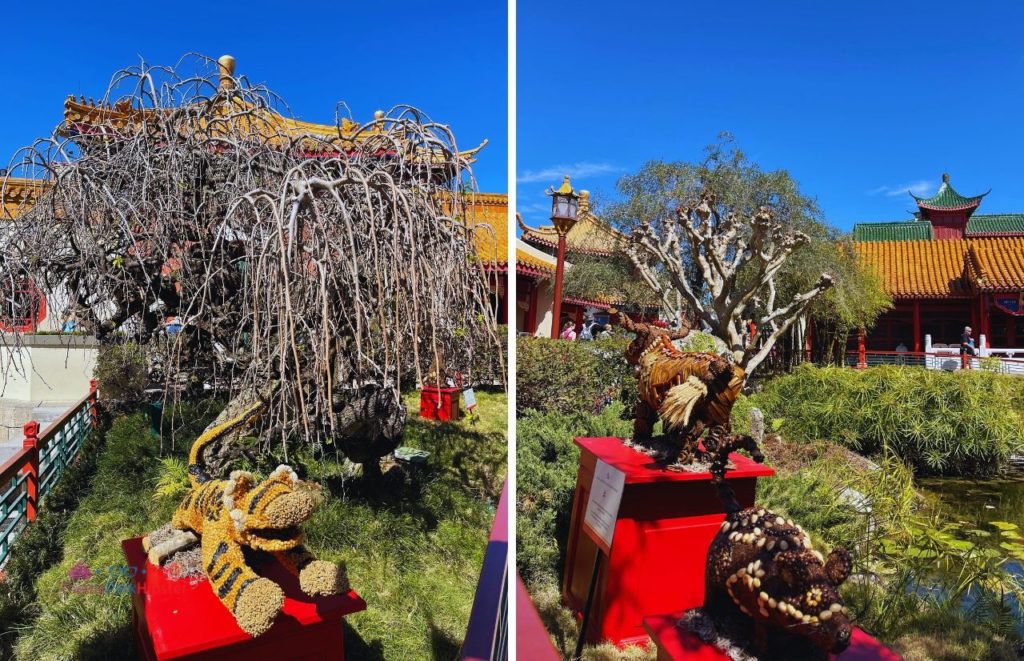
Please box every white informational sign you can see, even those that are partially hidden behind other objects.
[462,387,477,410]
[582,459,626,553]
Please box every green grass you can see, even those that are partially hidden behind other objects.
[12,388,507,660]
[747,364,1024,476]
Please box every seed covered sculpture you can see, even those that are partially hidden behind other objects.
[142,400,349,637]
[703,434,854,657]
[608,308,745,464]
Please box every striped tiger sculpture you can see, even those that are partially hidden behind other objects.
[609,308,746,464]
[142,400,349,637]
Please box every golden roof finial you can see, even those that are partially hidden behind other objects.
[579,189,590,213]
[218,55,237,90]
[555,175,574,195]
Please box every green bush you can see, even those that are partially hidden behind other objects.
[94,343,148,406]
[748,365,1024,476]
[677,330,722,354]
[0,417,109,659]
[516,404,630,588]
[520,339,606,417]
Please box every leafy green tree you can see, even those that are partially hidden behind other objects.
[603,134,889,376]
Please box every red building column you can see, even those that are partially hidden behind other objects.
[857,328,867,369]
[980,294,991,341]
[912,300,921,353]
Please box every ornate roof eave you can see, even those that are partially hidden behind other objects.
[1,177,51,220]
[60,95,485,164]
[563,295,660,311]
[915,199,986,213]
[909,174,989,213]
[516,263,554,279]
[519,231,619,257]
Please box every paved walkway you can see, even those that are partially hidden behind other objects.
[0,403,74,467]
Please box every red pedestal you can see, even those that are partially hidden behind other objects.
[419,386,461,421]
[563,437,775,647]
[643,613,902,661]
[122,537,366,660]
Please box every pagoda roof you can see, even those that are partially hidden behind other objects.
[60,56,486,164]
[462,196,555,278]
[516,239,557,278]
[518,190,625,257]
[1,177,50,220]
[852,221,933,242]
[856,237,1024,298]
[911,173,988,212]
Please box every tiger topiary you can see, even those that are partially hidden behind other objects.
[142,399,349,636]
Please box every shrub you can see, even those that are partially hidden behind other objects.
[748,365,1024,476]
[94,343,148,407]
[517,338,602,415]
[516,404,630,588]
[0,417,109,659]
[677,330,723,354]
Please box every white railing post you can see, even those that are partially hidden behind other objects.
[979,334,988,358]
[924,334,933,369]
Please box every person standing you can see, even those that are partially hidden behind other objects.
[579,317,594,341]
[559,321,577,341]
[960,325,975,370]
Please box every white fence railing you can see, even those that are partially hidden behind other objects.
[924,334,1024,375]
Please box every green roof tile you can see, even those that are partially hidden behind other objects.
[911,174,988,210]
[966,214,1024,236]
[853,221,934,242]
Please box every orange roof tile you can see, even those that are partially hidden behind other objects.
[856,237,1024,298]
[855,240,973,299]
[1,177,49,220]
[966,237,1024,292]
[464,195,554,277]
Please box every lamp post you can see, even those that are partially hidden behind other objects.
[547,175,580,339]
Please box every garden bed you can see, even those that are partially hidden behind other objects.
[4,389,506,660]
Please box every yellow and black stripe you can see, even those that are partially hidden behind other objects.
[188,399,266,486]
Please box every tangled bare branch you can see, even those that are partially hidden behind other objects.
[0,54,502,460]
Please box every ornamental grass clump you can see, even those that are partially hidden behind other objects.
[751,365,1024,476]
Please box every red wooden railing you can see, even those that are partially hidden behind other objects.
[0,379,98,566]
[461,481,509,661]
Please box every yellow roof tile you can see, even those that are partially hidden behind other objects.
[856,237,1024,298]
[518,192,624,256]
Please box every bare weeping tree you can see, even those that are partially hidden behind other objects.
[0,54,502,474]
[611,138,833,377]
[626,198,831,376]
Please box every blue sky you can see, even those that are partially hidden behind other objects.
[517,0,1024,231]
[0,0,506,193]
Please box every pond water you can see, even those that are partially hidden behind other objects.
[918,470,1024,632]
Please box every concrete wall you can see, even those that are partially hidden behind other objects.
[533,280,555,338]
[0,335,97,402]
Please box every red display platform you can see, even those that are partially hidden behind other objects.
[419,386,461,421]
[563,437,774,647]
[122,537,366,660]
[643,612,902,661]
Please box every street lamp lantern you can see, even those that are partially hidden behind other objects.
[547,175,580,338]
[546,175,580,234]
